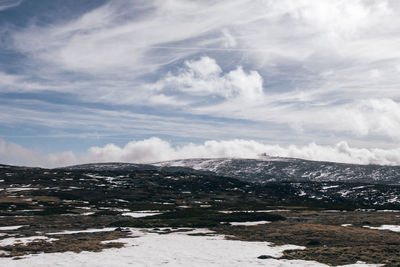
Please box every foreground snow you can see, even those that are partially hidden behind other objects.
[121,211,161,218]
[0,225,26,231]
[0,236,57,246]
[364,225,400,232]
[0,228,382,267]
[228,221,271,226]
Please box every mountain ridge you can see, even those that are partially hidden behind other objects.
[5,154,400,185]
[153,157,400,184]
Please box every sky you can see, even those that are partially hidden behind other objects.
[2,0,400,167]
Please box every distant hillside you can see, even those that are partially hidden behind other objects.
[153,157,400,184]
[62,162,211,175]
[1,162,400,209]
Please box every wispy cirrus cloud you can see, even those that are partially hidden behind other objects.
[0,0,22,11]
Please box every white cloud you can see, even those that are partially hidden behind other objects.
[86,137,175,163]
[221,28,237,48]
[185,57,222,79]
[3,138,400,168]
[194,96,400,142]
[8,0,400,96]
[0,99,281,142]
[297,98,400,140]
[0,139,77,167]
[12,0,394,81]
[0,139,41,166]
[154,56,264,102]
[11,0,245,75]
[0,72,50,92]
[83,137,400,166]
[47,151,78,168]
[0,0,22,11]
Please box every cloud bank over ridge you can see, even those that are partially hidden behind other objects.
[2,138,400,168]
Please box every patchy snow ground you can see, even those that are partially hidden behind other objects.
[121,211,161,218]
[228,221,271,226]
[0,228,382,267]
[0,225,27,231]
[0,236,58,246]
[6,187,38,192]
[322,185,340,190]
[376,210,400,213]
[45,228,117,235]
[364,225,400,232]
[218,209,289,214]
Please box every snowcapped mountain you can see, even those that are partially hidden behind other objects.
[153,157,400,184]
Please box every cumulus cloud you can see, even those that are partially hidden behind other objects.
[3,138,400,168]
[85,138,175,163]
[154,56,264,102]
